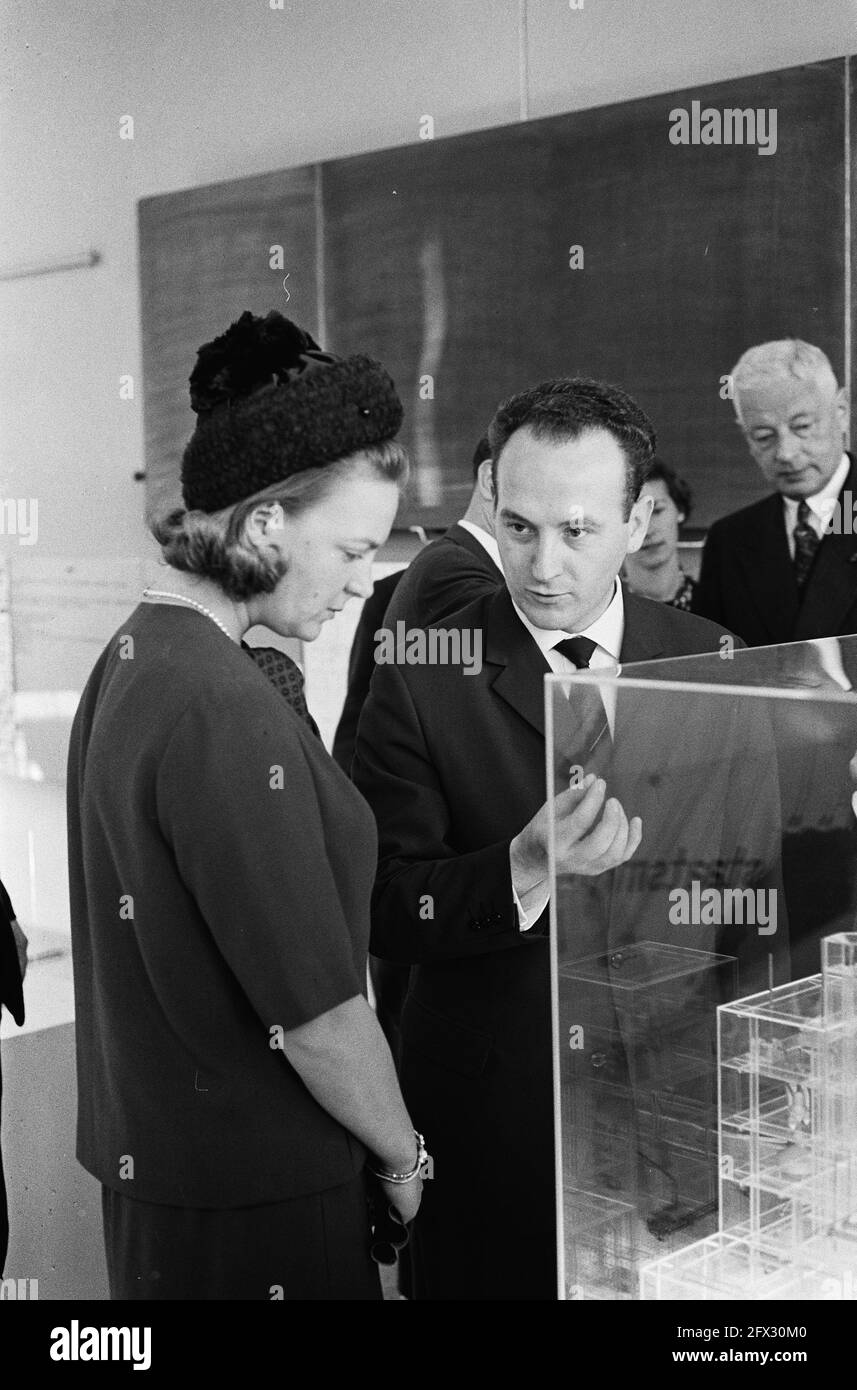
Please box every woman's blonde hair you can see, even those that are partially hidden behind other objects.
[151,440,408,599]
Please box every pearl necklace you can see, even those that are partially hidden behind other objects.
[142,588,235,641]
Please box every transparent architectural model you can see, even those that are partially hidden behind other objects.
[640,932,857,1299]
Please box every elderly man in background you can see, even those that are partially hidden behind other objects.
[696,339,857,980]
[694,339,857,645]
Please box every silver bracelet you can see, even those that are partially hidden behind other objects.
[368,1130,427,1184]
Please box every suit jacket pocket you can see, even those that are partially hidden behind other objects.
[401,996,493,1080]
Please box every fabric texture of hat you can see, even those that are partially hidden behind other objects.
[181,311,404,512]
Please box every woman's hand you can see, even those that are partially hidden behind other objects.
[280,996,426,1221]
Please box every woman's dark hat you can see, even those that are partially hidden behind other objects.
[181,311,404,512]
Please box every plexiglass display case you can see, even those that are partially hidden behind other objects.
[547,636,857,1299]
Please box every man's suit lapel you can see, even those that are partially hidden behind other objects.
[484,586,675,744]
[606,593,688,954]
[612,590,674,757]
[731,496,799,645]
[483,585,677,754]
[484,587,550,738]
[617,590,670,665]
[794,456,857,641]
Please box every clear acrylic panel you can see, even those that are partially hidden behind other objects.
[547,636,857,1300]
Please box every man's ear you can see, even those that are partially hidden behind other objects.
[476,458,495,503]
[625,494,654,555]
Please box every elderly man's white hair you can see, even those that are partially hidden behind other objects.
[731,340,839,425]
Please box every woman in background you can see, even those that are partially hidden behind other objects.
[623,457,697,610]
[67,312,424,1300]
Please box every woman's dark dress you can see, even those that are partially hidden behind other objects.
[67,604,381,1299]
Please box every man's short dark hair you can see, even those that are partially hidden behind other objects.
[487,377,656,517]
[472,434,491,480]
[647,456,692,521]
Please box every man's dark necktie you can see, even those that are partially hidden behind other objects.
[243,644,320,737]
[793,501,821,591]
[553,636,612,761]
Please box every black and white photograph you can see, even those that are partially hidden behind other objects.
[2,0,857,1358]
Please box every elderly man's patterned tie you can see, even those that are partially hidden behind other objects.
[793,501,821,591]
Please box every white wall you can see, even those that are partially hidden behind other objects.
[1,0,855,564]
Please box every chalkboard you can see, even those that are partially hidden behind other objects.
[139,166,320,522]
[139,57,854,534]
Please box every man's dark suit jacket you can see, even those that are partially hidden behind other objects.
[335,522,504,1071]
[353,586,747,1300]
[381,521,503,629]
[332,570,403,772]
[694,454,857,645]
[333,525,502,772]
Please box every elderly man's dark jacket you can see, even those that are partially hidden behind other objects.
[694,454,857,645]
